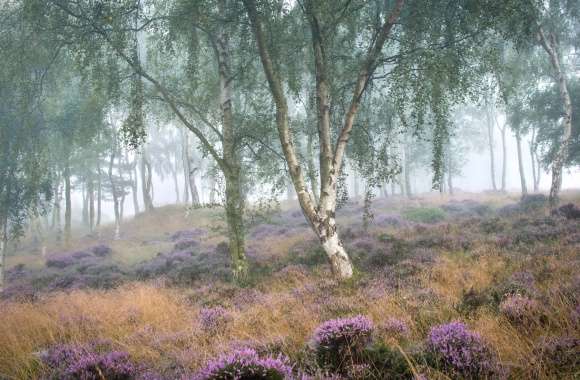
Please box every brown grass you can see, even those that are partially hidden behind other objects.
[1,191,579,379]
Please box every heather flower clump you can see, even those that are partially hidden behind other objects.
[534,336,580,374]
[199,306,231,332]
[40,343,137,380]
[427,322,503,379]
[192,348,298,380]
[499,294,542,325]
[312,315,373,372]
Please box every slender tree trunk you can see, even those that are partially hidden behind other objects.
[217,1,248,282]
[515,130,528,197]
[486,107,497,191]
[391,180,397,196]
[403,143,412,198]
[530,128,539,192]
[224,170,248,282]
[181,130,190,204]
[353,170,360,199]
[88,177,94,232]
[538,28,573,209]
[208,176,217,204]
[500,126,507,192]
[447,150,454,195]
[52,178,62,242]
[82,182,88,227]
[96,161,102,228]
[0,221,7,292]
[140,149,154,212]
[535,155,541,192]
[108,151,121,240]
[64,161,72,247]
[131,162,140,214]
[187,154,200,206]
[172,166,180,204]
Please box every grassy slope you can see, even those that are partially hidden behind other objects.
[0,191,579,379]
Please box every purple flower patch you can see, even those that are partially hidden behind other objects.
[191,348,299,380]
[427,322,503,378]
[312,315,373,372]
[40,343,137,380]
[500,295,542,325]
[199,306,231,332]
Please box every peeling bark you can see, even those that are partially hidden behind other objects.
[245,0,404,280]
[538,28,573,209]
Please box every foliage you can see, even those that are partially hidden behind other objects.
[40,343,137,380]
[427,321,503,378]
[312,315,373,373]
[191,348,295,380]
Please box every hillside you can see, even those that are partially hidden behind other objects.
[1,192,579,379]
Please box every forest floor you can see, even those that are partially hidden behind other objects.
[0,191,579,379]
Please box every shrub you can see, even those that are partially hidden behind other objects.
[199,306,231,332]
[456,288,493,315]
[91,244,112,257]
[491,271,538,304]
[312,315,373,372]
[499,295,542,325]
[40,344,137,380]
[519,194,547,210]
[402,208,446,224]
[553,203,580,219]
[360,343,413,380]
[191,348,296,380]
[427,322,502,379]
[534,336,580,375]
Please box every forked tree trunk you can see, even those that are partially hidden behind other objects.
[245,0,404,279]
[538,28,573,209]
[131,163,140,214]
[515,130,528,197]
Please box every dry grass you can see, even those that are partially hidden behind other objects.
[1,191,579,379]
